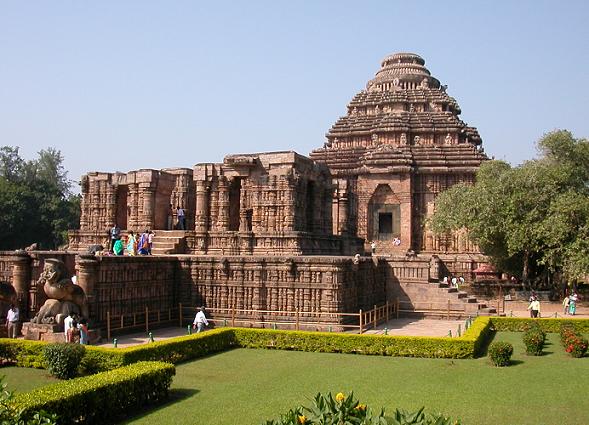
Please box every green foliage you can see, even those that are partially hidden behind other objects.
[13,361,175,425]
[490,317,589,333]
[0,339,47,369]
[0,376,57,425]
[0,146,80,250]
[522,324,545,356]
[42,343,86,379]
[488,341,513,367]
[430,130,589,287]
[263,392,461,425]
[560,323,588,358]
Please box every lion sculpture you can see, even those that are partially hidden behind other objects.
[31,258,88,325]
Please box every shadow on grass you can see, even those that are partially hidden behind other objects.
[118,388,200,424]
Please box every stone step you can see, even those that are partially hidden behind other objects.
[466,296,479,303]
[457,291,468,299]
[447,287,458,293]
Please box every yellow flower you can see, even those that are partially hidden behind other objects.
[355,403,367,411]
[297,415,306,424]
[335,392,345,402]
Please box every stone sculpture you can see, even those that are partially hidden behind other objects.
[31,258,88,325]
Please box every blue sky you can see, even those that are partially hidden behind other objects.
[1,1,588,187]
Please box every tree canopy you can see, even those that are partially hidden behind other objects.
[0,146,80,250]
[430,130,589,287]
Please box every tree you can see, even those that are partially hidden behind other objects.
[0,147,80,250]
[430,130,589,289]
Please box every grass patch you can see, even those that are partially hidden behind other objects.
[123,332,589,425]
[0,366,57,393]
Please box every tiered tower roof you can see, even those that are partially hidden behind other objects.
[310,52,486,175]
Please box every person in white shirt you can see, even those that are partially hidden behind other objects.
[64,313,74,342]
[6,304,20,339]
[192,307,209,333]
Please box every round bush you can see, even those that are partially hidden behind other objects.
[43,343,86,379]
[488,341,513,367]
[523,328,545,356]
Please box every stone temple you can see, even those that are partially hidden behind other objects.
[1,53,495,339]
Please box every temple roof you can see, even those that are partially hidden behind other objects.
[367,52,441,91]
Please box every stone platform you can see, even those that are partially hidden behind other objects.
[22,322,65,342]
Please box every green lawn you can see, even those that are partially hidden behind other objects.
[123,332,589,425]
[0,366,57,393]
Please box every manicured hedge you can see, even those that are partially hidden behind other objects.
[490,317,589,333]
[0,328,236,373]
[232,326,488,359]
[13,361,175,425]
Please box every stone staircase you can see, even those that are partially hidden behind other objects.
[395,281,497,319]
[151,231,187,255]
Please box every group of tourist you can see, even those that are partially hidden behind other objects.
[563,292,579,316]
[442,275,465,289]
[109,224,154,256]
[63,313,89,344]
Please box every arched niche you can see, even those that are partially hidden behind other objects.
[368,184,401,241]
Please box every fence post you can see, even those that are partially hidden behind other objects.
[145,306,149,332]
[447,299,450,320]
[396,298,400,319]
[107,310,111,341]
[179,303,183,327]
[296,308,300,331]
[373,305,377,329]
[359,309,363,334]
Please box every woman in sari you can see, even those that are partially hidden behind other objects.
[126,231,137,256]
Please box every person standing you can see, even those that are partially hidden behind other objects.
[192,307,209,333]
[78,318,89,345]
[370,241,376,255]
[167,204,174,230]
[147,230,154,255]
[63,313,74,342]
[109,223,121,253]
[6,304,20,339]
[126,231,137,255]
[527,298,541,318]
[177,206,186,230]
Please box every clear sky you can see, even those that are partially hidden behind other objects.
[1,1,588,189]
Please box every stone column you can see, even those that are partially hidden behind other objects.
[140,185,156,230]
[337,188,348,235]
[239,184,248,232]
[76,255,99,320]
[216,177,229,230]
[11,252,31,320]
[195,180,209,232]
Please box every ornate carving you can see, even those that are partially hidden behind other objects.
[31,259,88,325]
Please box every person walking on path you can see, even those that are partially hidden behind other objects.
[569,292,578,315]
[192,307,209,333]
[6,304,20,339]
[528,298,541,318]
[562,295,570,315]
[64,313,74,342]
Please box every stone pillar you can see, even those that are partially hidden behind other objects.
[140,185,156,230]
[239,184,248,232]
[195,180,209,232]
[11,252,31,320]
[76,255,99,320]
[216,177,229,230]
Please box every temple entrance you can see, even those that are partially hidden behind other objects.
[229,178,242,231]
[368,184,401,241]
[115,186,128,229]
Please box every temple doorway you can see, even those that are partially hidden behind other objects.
[368,184,400,241]
[229,178,242,231]
[115,186,128,229]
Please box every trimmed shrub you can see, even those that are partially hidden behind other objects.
[0,339,46,368]
[488,341,513,367]
[491,317,589,333]
[43,343,86,379]
[263,391,461,425]
[560,323,588,358]
[522,324,545,356]
[13,361,175,425]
